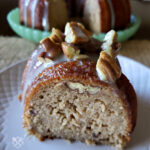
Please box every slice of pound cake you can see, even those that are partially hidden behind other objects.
[19,22,137,149]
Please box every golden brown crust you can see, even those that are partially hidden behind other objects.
[116,74,137,133]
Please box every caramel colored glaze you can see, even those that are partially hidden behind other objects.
[21,47,44,91]
[111,0,130,30]
[99,0,111,33]
[76,38,102,53]
[21,47,137,137]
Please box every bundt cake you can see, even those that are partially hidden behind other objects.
[19,22,137,149]
[19,0,131,33]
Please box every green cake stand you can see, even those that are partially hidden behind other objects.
[7,8,141,43]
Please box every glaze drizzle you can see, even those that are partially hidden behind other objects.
[31,0,39,28]
[24,0,30,26]
[42,0,49,31]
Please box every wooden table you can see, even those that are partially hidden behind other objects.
[0,36,150,70]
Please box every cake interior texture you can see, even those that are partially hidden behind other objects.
[24,80,130,148]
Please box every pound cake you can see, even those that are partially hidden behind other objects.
[19,22,137,149]
[19,0,131,33]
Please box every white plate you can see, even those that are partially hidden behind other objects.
[0,56,150,150]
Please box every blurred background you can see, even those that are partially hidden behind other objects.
[0,0,150,39]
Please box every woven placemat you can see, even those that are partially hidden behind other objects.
[0,36,150,70]
[0,36,36,70]
[120,40,150,68]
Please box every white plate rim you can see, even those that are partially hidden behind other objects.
[0,55,150,150]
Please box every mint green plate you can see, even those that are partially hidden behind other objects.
[7,8,141,43]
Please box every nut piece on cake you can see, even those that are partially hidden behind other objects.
[96,51,121,82]
[50,28,64,44]
[40,37,62,58]
[73,54,89,60]
[96,30,121,82]
[101,30,120,58]
[61,42,80,59]
[67,82,100,94]
[38,52,54,64]
[40,28,64,59]
[62,42,89,60]
[64,22,92,44]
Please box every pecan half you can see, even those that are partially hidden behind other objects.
[40,37,62,58]
[38,52,54,64]
[96,51,121,82]
[96,30,121,82]
[62,42,89,60]
[73,54,89,60]
[61,42,80,59]
[101,30,120,58]
[64,22,92,44]
[50,28,64,44]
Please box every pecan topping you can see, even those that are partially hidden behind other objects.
[38,52,54,64]
[61,42,80,59]
[101,30,120,58]
[96,30,121,82]
[96,51,121,82]
[50,28,64,44]
[62,42,89,60]
[64,22,92,44]
[73,54,89,60]
[40,37,62,58]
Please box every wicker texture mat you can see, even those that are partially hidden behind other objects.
[0,36,150,70]
[0,37,36,70]
[121,40,150,68]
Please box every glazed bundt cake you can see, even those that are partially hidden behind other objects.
[19,0,131,33]
[19,22,137,149]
